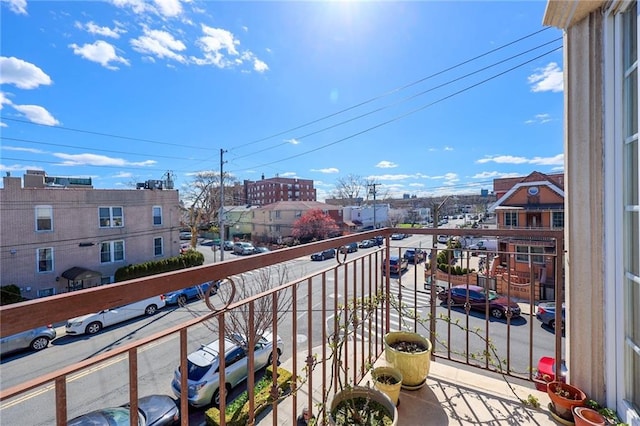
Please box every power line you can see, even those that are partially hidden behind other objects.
[229,27,553,152]
[231,37,562,162]
[229,45,562,173]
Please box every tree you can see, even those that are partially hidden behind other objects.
[291,209,339,242]
[333,174,367,201]
[406,209,421,227]
[387,210,404,227]
[180,171,240,247]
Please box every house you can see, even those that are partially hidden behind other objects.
[222,205,256,240]
[250,201,343,243]
[544,1,639,423]
[342,204,390,230]
[0,170,180,297]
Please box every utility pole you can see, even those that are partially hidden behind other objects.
[219,149,227,261]
[368,183,379,229]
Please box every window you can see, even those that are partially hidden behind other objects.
[504,212,518,227]
[154,237,163,256]
[37,247,53,272]
[552,212,564,228]
[101,240,124,263]
[152,206,162,225]
[35,206,53,231]
[515,246,545,264]
[275,210,281,219]
[295,210,302,217]
[99,207,123,228]
[37,288,55,298]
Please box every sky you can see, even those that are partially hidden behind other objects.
[0,0,564,202]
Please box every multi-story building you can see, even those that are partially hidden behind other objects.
[342,204,390,229]
[250,201,342,242]
[544,1,639,422]
[243,175,316,206]
[0,170,180,298]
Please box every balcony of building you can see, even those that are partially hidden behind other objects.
[0,227,564,425]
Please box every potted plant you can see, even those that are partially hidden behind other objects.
[585,400,629,425]
[547,381,587,421]
[383,331,432,389]
[371,366,403,406]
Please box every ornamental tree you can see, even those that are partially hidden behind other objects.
[291,209,339,242]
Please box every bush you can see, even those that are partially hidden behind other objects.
[114,250,204,282]
[205,366,293,426]
[0,284,26,305]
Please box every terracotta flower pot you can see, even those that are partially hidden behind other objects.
[573,406,606,426]
[547,381,587,420]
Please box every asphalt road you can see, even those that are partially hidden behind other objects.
[0,222,563,425]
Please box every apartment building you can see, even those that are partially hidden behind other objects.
[0,171,180,298]
[250,201,342,242]
[243,175,316,206]
[544,1,639,423]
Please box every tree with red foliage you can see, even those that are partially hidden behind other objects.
[292,209,339,242]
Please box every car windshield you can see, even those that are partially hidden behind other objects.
[186,360,212,381]
[485,289,498,300]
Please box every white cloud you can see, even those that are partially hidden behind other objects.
[443,146,454,151]
[0,163,42,172]
[153,0,182,17]
[376,160,398,169]
[525,113,553,125]
[0,122,7,127]
[476,154,564,166]
[192,24,268,72]
[253,58,268,73]
[528,62,563,93]
[0,91,12,109]
[2,0,27,15]
[53,153,156,167]
[472,171,522,179]
[2,146,47,154]
[131,28,187,63]
[279,172,297,177]
[12,104,60,126]
[111,0,151,14]
[0,57,52,89]
[69,41,130,70]
[408,183,424,187]
[75,21,126,38]
[113,171,133,178]
[285,138,300,145]
[311,168,339,174]
[367,173,428,181]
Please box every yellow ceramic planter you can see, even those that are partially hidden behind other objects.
[384,331,432,389]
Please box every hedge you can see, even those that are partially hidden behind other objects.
[205,365,293,426]
[114,250,204,282]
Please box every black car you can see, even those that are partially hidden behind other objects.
[359,239,375,248]
[68,394,179,426]
[403,248,427,263]
[311,248,336,261]
[339,242,358,253]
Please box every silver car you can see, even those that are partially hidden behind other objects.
[171,332,283,407]
[0,325,56,356]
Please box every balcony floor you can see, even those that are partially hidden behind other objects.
[258,354,555,425]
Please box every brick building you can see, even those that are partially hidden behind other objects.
[243,175,316,206]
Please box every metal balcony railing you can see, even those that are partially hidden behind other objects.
[0,227,564,425]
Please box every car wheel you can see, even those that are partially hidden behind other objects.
[491,308,504,319]
[212,384,231,406]
[145,304,158,315]
[268,348,282,365]
[447,298,455,306]
[30,336,50,351]
[177,295,187,306]
[86,321,102,335]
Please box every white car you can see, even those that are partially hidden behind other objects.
[66,295,166,335]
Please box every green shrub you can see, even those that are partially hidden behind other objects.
[0,284,26,305]
[205,366,293,426]
[114,250,204,282]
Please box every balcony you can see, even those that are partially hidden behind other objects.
[0,227,564,425]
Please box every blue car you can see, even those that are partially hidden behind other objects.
[165,281,218,305]
[536,301,565,332]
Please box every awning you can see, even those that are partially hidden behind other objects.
[61,267,101,281]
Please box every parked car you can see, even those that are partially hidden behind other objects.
[179,243,191,254]
[171,332,284,407]
[468,239,497,255]
[437,285,521,319]
[311,248,336,261]
[390,233,404,240]
[0,325,56,356]
[536,301,565,332]
[533,356,567,391]
[68,394,179,426]
[165,282,218,305]
[223,240,234,250]
[339,242,358,254]
[359,239,375,248]
[66,295,166,335]
[233,242,255,255]
[179,231,192,241]
[437,235,450,244]
[403,248,427,263]
[253,246,271,254]
[382,256,409,275]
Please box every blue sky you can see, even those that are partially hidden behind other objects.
[0,0,564,202]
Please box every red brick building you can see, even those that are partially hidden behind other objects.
[243,175,316,206]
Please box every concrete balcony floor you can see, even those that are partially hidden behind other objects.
[259,355,554,425]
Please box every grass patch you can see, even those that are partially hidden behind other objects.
[205,366,293,426]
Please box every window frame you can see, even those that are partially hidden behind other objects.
[154,236,163,256]
[99,206,124,228]
[35,205,53,232]
[152,206,162,226]
[100,240,125,263]
[37,247,54,273]
[552,211,565,228]
[504,211,518,227]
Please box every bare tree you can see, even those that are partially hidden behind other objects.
[333,174,367,201]
[387,210,405,227]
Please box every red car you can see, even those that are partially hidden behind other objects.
[437,284,521,319]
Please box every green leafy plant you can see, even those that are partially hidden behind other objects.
[585,400,628,425]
